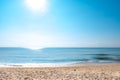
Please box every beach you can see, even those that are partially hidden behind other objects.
[0,63,120,80]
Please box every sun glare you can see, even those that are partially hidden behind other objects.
[25,0,48,13]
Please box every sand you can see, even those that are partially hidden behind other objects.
[0,64,120,80]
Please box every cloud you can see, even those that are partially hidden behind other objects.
[24,0,48,14]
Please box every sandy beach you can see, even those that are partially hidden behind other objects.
[0,64,120,80]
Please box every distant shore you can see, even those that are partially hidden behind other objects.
[0,63,120,80]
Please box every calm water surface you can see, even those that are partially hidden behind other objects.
[0,47,120,66]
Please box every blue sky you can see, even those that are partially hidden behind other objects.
[0,0,120,49]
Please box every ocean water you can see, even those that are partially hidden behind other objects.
[0,47,120,66]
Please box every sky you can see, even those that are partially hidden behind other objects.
[0,0,120,49]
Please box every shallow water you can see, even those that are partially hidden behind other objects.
[0,47,120,66]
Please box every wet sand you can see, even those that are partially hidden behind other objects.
[0,63,120,80]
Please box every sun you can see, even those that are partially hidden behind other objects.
[25,0,48,13]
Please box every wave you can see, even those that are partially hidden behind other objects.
[0,60,118,67]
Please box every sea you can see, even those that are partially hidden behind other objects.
[0,47,120,67]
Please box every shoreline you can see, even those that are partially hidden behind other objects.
[0,61,119,67]
[0,63,120,80]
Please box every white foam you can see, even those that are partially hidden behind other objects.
[0,62,79,67]
[0,60,117,67]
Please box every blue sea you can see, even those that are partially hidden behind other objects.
[0,47,120,67]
